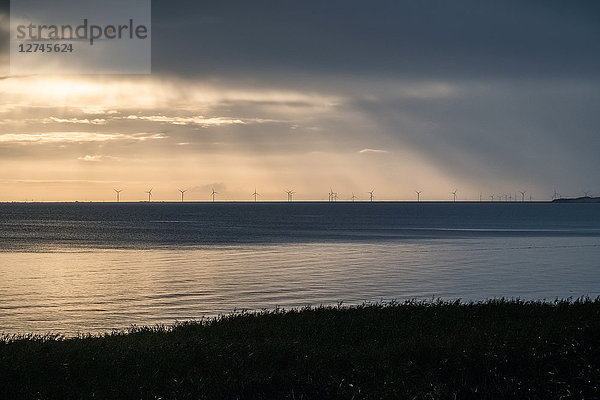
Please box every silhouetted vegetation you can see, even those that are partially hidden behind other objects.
[1,299,599,399]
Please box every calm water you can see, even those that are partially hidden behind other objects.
[1,202,599,336]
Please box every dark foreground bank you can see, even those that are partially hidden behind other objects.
[1,300,599,399]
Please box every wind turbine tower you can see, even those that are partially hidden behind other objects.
[145,188,153,202]
[114,189,122,203]
[451,190,457,202]
[211,188,218,202]
[178,189,187,202]
[416,190,422,202]
[252,188,260,202]
[285,190,295,202]
[368,189,375,202]
[519,190,527,202]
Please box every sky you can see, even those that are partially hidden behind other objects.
[1,0,599,202]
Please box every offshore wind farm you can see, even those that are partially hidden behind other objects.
[6,185,599,203]
[95,187,600,203]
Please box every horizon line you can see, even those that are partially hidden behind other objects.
[0,200,555,204]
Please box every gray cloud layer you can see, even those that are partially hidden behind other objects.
[151,0,600,80]
[2,1,599,79]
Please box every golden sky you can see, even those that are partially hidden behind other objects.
[1,3,599,202]
[0,75,474,201]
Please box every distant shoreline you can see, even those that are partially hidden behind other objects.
[552,196,600,203]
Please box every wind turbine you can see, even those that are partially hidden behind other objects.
[285,189,295,202]
[490,195,494,202]
[415,190,422,202]
[178,189,187,202]
[211,188,218,202]
[145,188,153,202]
[519,190,527,202]
[328,188,334,202]
[351,193,357,202]
[114,189,122,202]
[252,188,260,202]
[552,188,559,200]
[451,190,457,202]
[368,189,375,202]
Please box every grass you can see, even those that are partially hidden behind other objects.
[1,299,599,399]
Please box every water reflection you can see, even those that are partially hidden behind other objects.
[1,237,599,336]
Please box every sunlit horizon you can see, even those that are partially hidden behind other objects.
[0,73,588,202]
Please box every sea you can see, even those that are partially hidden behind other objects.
[1,202,599,336]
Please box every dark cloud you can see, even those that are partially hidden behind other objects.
[0,1,8,56]
[3,1,599,80]
[151,0,600,80]
[3,1,600,79]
